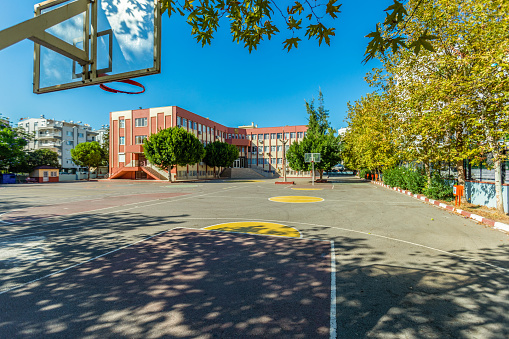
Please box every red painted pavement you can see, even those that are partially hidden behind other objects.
[1,192,189,223]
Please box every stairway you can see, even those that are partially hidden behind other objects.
[142,164,169,180]
[219,168,231,178]
[229,168,267,179]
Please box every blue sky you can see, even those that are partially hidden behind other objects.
[0,0,387,130]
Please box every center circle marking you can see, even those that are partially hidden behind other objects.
[269,196,324,203]
[203,221,301,237]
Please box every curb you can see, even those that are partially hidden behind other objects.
[371,180,509,234]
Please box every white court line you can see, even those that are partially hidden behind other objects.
[330,240,337,339]
[173,217,509,273]
[0,227,180,295]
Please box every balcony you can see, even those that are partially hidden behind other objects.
[38,131,62,139]
[39,122,63,129]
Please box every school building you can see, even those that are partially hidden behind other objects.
[109,106,308,180]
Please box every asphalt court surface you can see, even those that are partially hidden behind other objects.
[1,228,333,338]
[1,176,509,338]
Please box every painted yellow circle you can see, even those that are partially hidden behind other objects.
[204,222,300,238]
[269,196,324,203]
[291,188,323,191]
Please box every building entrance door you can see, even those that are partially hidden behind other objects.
[233,159,240,168]
[43,171,49,182]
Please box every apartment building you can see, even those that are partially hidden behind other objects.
[109,106,308,180]
[17,116,99,171]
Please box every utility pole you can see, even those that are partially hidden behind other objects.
[280,131,288,182]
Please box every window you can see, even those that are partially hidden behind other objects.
[264,146,269,152]
[290,132,296,139]
[67,131,73,136]
[135,118,147,127]
[119,119,125,128]
[91,136,95,141]
[135,135,147,144]
[51,171,57,177]
[66,140,73,146]
[252,146,257,152]
[303,132,307,137]
[285,145,290,151]
[78,133,84,138]
[119,153,125,163]
[198,123,201,131]
[271,146,276,152]
[285,132,290,139]
[119,136,125,145]
[258,134,263,140]
[182,118,187,128]
[277,145,282,152]
[258,158,264,165]
[297,132,303,138]
[264,133,269,140]
[271,133,276,139]
[34,122,38,127]
[277,133,282,139]
[277,158,282,164]
[271,158,276,164]
[264,158,269,164]
[177,117,182,127]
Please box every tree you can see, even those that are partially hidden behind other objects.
[143,127,205,182]
[160,0,435,60]
[286,91,341,180]
[101,128,109,166]
[203,141,239,177]
[70,142,103,180]
[10,149,60,173]
[0,122,30,172]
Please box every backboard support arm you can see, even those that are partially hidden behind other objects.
[0,0,90,65]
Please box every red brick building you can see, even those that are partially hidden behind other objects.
[109,106,308,180]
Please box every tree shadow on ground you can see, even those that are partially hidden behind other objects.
[305,224,509,338]
[0,223,508,338]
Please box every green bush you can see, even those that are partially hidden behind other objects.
[424,175,454,201]
[359,168,371,179]
[382,166,426,193]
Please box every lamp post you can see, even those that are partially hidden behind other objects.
[279,132,288,182]
[258,139,264,170]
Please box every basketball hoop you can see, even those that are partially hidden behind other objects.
[98,76,145,94]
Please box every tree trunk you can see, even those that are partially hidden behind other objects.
[319,169,323,180]
[168,167,172,182]
[494,156,505,213]
[424,163,431,186]
[456,160,466,203]
[87,167,90,181]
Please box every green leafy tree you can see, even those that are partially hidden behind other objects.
[0,122,31,172]
[203,141,239,177]
[70,142,103,180]
[159,0,435,60]
[101,128,109,166]
[143,127,205,182]
[286,91,341,179]
[10,149,60,173]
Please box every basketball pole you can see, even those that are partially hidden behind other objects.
[312,160,315,186]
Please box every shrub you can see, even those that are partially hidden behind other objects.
[424,174,454,201]
[359,168,371,179]
[383,166,426,193]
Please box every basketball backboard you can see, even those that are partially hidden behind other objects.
[304,153,321,163]
[33,0,161,93]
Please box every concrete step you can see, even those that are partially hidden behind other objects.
[230,168,266,179]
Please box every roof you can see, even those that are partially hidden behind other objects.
[33,165,59,169]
